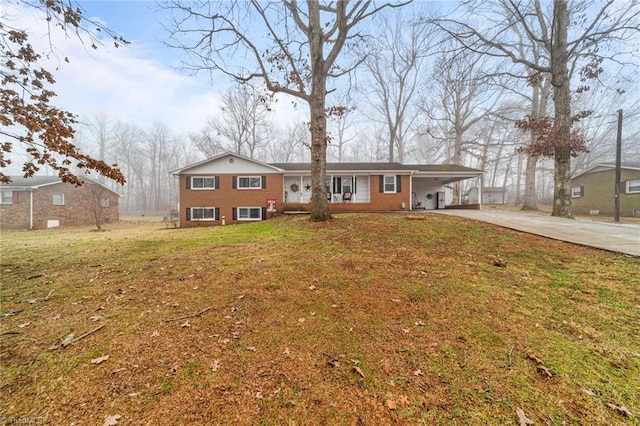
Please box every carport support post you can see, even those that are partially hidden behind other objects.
[614,109,622,223]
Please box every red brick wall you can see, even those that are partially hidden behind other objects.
[0,183,119,230]
[179,174,284,227]
[179,174,412,226]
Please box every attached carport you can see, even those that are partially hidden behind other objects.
[409,165,484,210]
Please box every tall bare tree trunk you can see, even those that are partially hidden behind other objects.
[308,4,330,222]
[521,154,539,210]
[551,0,573,218]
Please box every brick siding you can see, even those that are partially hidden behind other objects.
[0,182,119,229]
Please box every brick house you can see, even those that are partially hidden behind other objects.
[0,176,120,230]
[570,163,640,217]
[171,152,484,227]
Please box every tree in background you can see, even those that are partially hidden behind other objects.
[431,0,640,218]
[0,0,127,186]
[165,0,410,222]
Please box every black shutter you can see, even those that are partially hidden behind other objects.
[379,175,384,193]
[215,207,220,220]
[353,177,357,193]
[396,175,402,193]
[214,176,220,189]
[261,207,267,220]
[186,208,191,221]
[186,177,191,189]
[232,176,237,189]
[580,186,584,196]
[232,207,237,220]
[261,176,267,189]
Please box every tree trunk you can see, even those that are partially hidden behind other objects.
[551,0,573,218]
[308,4,330,222]
[521,154,539,210]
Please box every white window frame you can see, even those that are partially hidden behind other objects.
[383,175,397,193]
[237,207,262,221]
[53,192,65,205]
[626,180,640,194]
[1,190,13,204]
[191,177,216,190]
[237,176,262,189]
[571,186,583,198]
[191,207,217,221]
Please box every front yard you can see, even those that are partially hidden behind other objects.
[1,214,638,425]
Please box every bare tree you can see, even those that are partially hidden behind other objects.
[431,0,640,217]
[192,83,272,159]
[360,11,429,163]
[165,0,409,221]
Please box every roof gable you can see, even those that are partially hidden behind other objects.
[172,152,284,175]
[571,163,640,180]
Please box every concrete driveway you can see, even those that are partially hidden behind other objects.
[431,209,640,257]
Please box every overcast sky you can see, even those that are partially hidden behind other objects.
[4,0,306,137]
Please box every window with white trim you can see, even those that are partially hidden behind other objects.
[383,175,397,193]
[626,180,640,194]
[238,207,262,221]
[191,177,216,189]
[53,192,65,205]
[191,207,217,221]
[571,186,583,198]
[238,176,262,189]
[1,190,13,204]
[100,197,110,207]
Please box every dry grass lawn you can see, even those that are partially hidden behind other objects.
[1,213,638,425]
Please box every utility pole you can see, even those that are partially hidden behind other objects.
[614,110,622,223]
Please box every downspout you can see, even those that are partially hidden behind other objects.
[409,172,414,211]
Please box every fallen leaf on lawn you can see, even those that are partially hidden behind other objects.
[91,355,109,365]
[352,366,365,378]
[61,333,74,347]
[256,391,263,399]
[582,388,595,396]
[536,364,553,378]
[181,320,190,328]
[211,360,221,371]
[606,403,632,417]
[237,294,245,299]
[526,352,544,365]
[386,399,398,410]
[327,359,339,368]
[413,369,424,376]
[414,320,426,326]
[103,414,121,426]
[90,315,102,322]
[298,318,305,323]
[399,394,411,405]
[515,407,534,426]
[18,322,31,328]
[308,285,316,291]
[246,346,256,351]
[283,347,291,356]
[151,330,160,337]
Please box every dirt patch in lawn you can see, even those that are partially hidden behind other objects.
[1,214,638,425]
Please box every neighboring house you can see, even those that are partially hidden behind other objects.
[466,187,508,205]
[171,152,483,227]
[0,176,120,230]
[570,163,640,217]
